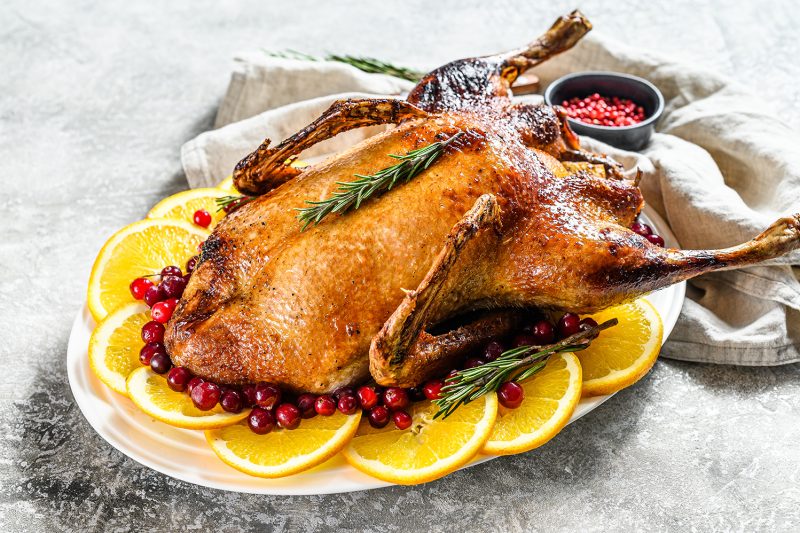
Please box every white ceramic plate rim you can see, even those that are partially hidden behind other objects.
[67,207,684,495]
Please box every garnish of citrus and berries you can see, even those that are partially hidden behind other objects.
[86,185,664,483]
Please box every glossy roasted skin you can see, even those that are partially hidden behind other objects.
[165,11,800,392]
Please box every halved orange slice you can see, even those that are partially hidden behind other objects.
[483,352,582,455]
[577,299,663,397]
[206,411,361,478]
[126,367,248,430]
[342,394,497,485]
[87,219,208,321]
[88,302,150,396]
[147,187,230,229]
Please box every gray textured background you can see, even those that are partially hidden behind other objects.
[2,1,799,531]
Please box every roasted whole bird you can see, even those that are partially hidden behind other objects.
[165,10,800,393]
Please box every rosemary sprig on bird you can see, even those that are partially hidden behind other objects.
[296,132,464,230]
[433,318,618,419]
[215,194,255,213]
[263,49,424,82]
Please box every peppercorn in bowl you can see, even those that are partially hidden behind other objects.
[544,71,664,150]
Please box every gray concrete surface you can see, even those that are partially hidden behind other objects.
[2,1,799,531]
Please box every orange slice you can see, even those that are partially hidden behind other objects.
[205,411,361,478]
[126,367,248,430]
[577,299,663,397]
[147,187,230,229]
[87,219,208,321]
[342,394,497,485]
[88,302,150,396]
[483,352,582,455]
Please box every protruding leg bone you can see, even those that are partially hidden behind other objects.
[666,214,800,275]
[407,11,592,112]
[234,98,429,195]
[501,10,592,84]
[578,214,800,312]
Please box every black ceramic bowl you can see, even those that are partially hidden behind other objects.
[544,71,664,151]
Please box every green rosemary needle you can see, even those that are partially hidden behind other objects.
[433,318,618,419]
[325,54,424,81]
[215,194,255,213]
[263,49,424,82]
[296,132,464,230]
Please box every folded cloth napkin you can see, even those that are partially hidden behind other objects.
[182,34,800,366]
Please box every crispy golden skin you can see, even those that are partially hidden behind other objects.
[165,11,800,392]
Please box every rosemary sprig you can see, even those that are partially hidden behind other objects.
[433,318,618,419]
[296,132,463,230]
[263,49,424,82]
[326,54,424,82]
[215,194,255,213]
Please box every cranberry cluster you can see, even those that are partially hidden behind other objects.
[631,218,665,247]
[129,257,197,374]
[561,93,646,127]
[449,311,598,410]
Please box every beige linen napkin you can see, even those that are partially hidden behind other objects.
[182,34,800,366]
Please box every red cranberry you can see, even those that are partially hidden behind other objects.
[498,381,525,409]
[333,387,355,401]
[408,386,426,402]
[422,380,444,401]
[186,256,198,274]
[463,357,486,369]
[512,332,537,348]
[161,265,182,277]
[275,403,301,429]
[141,321,165,343]
[392,410,413,430]
[580,317,599,332]
[646,234,665,247]
[150,301,174,324]
[382,388,410,411]
[129,277,154,300]
[160,275,187,299]
[220,389,243,413]
[149,352,172,374]
[445,369,460,381]
[139,342,164,365]
[337,394,358,415]
[356,386,379,410]
[191,381,220,411]
[531,320,555,344]
[315,395,337,416]
[557,313,581,339]
[631,221,652,237]
[187,377,204,394]
[367,405,390,428]
[296,393,317,418]
[484,340,505,362]
[240,384,257,407]
[143,284,166,307]
[254,383,281,409]
[167,366,191,392]
[193,209,212,228]
[163,298,178,310]
[248,407,275,434]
